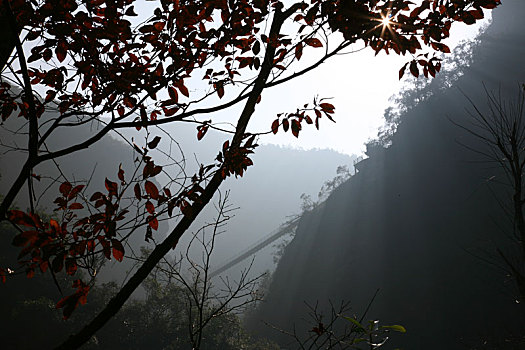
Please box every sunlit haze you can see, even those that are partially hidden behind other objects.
[128,1,492,157]
[251,15,492,156]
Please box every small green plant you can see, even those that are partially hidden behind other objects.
[269,295,405,350]
[341,316,406,349]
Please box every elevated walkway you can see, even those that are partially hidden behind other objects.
[209,216,300,278]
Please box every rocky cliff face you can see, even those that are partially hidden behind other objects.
[251,1,525,348]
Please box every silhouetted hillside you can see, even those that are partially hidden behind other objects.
[252,1,525,348]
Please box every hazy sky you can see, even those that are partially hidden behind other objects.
[122,2,492,158]
[20,2,486,160]
[251,16,492,156]
[6,2,493,161]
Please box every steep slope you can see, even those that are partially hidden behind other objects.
[252,1,525,348]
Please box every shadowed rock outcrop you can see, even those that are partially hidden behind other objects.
[252,1,525,348]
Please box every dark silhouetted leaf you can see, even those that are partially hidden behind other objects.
[305,38,322,47]
[409,61,419,78]
[197,125,209,140]
[111,239,125,262]
[291,119,301,138]
[134,184,142,200]
[148,136,161,149]
[271,119,279,134]
[283,119,289,132]
[60,182,72,196]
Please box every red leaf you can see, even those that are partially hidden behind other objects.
[271,119,279,134]
[153,22,165,31]
[111,239,125,262]
[283,119,289,132]
[42,48,52,61]
[87,239,96,252]
[252,40,260,55]
[168,86,178,102]
[134,183,142,200]
[217,85,224,99]
[114,168,123,187]
[319,103,335,113]
[56,279,89,319]
[56,294,73,311]
[409,61,419,78]
[291,119,301,138]
[197,125,209,140]
[39,261,49,273]
[481,1,500,9]
[295,43,303,60]
[305,38,322,48]
[69,203,84,210]
[176,80,189,97]
[147,215,159,230]
[399,63,407,80]
[65,258,77,275]
[151,165,162,177]
[45,90,57,103]
[144,181,159,199]
[162,106,179,117]
[90,192,103,202]
[27,52,41,63]
[98,237,111,259]
[50,219,60,233]
[105,178,118,197]
[8,210,36,227]
[55,45,66,62]
[143,162,163,178]
[60,182,72,196]
[238,56,253,69]
[68,185,85,200]
[145,201,155,214]
[180,200,193,217]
